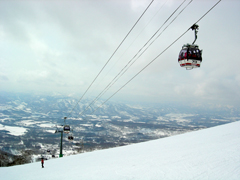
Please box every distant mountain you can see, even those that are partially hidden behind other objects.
[0,92,239,166]
[1,91,239,118]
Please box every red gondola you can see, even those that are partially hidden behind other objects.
[178,24,203,70]
[178,44,202,70]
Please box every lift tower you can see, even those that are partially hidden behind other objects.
[55,128,63,157]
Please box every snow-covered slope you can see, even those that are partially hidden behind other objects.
[1,121,240,180]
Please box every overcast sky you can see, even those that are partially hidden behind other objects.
[1,0,240,107]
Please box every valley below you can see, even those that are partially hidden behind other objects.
[0,92,239,166]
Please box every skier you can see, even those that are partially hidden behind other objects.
[41,157,44,168]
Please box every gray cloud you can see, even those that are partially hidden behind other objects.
[0,0,240,107]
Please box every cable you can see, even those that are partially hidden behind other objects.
[89,0,169,95]
[77,0,190,116]
[105,0,193,95]
[65,0,155,119]
[91,0,222,114]
[195,0,221,24]
[137,0,193,59]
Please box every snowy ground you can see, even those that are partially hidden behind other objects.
[0,124,28,136]
[1,121,240,180]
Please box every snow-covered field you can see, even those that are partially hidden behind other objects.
[1,121,240,180]
[0,124,28,136]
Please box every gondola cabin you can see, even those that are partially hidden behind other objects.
[68,135,74,141]
[63,125,70,133]
[178,44,202,70]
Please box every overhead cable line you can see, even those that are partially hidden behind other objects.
[89,0,169,93]
[102,0,193,97]
[90,0,222,115]
[135,0,193,61]
[65,0,155,119]
[77,0,190,117]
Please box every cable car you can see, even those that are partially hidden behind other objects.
[178,44,202,70]
[178,24,202,70]
[63,125,70,133]
[63,117,70,133]
[68,135,74,141]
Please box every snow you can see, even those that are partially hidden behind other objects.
[45,130,55,134]
[16,120,36,126]
[37,123,55,128]
[1,121,240,180]
[0,124,28,136]
[95,124,102,127]
[111,115,121,119]
[164,113,195,122]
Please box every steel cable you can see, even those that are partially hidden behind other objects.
[65,0,155,120]
[91,0,222,114]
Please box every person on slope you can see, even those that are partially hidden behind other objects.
[41,157,44,168]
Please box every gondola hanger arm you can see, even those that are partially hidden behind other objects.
[190,24,199,44]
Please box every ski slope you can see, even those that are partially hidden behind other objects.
[1,121,240,180]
